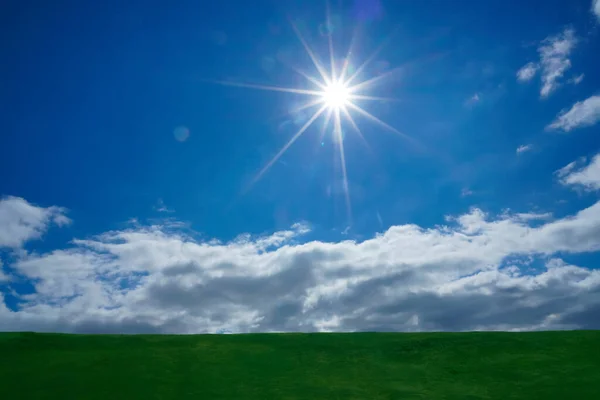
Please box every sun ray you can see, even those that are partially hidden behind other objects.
[339,26,361,82]
[347,66,404,93]
[345,102,418,145]
[319,108,333,144]
[349,94,402,102]
[291,98,326,114]
[340,106,371,151]
[212,80,323,96]
[334,108,352,223]
[289,18,331,85]
[250,104,328,188]
[287,64,328,90]
[345,27,399,86]
[326,0,336,82]
[339,56,351,83]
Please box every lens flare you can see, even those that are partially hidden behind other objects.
[173,126,190,142]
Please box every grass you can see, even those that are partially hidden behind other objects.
[2,331,600,399]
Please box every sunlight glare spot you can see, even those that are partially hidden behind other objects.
[322,81,350,109]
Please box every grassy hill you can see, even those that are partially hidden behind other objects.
[1,331,599,399]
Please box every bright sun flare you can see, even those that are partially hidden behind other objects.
[322,81,350,109]
[212,4,419,222]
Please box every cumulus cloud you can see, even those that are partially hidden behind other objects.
[539,28,577,98]
[0,196,71,249]
[547,95,600,132]
[558,154,600,191]
[516,62,538,82]
[516,144,533,154]
[594,0,600,21]
[2,187,600,333]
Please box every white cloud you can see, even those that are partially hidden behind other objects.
[547,95,600,132]
[2,188,600,333]
[555,160,581,178]
[516,28,578,97]
[516,144,533,154]
[0,196,71,249]
[4,155,600,333]
[513,212,552,221]
[154,198,174,213]
[539,28,577,98]
[594,0,600,21]
[569,73,584,85]
[558,154,600,191]
[516,62,538,82]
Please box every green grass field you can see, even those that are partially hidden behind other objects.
[2,331,599,399]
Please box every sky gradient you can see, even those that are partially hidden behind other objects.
[1,0,600,333]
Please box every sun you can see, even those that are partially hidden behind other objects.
[210,4,419,223]
[322,81,350,109]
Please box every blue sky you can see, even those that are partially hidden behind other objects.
[1,0,600,333]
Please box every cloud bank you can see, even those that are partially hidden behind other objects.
[2,154,600,334]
